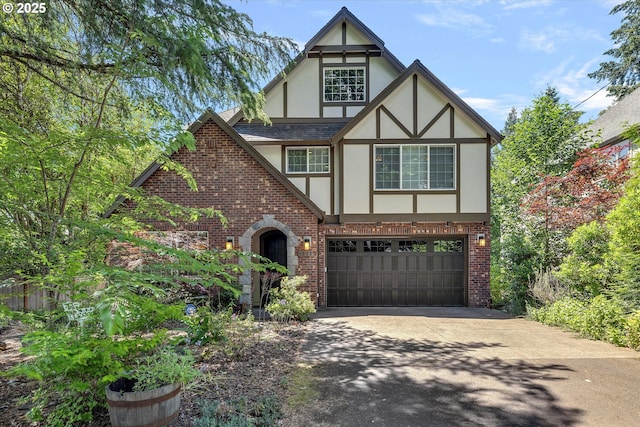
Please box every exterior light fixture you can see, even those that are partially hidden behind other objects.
[303,237,311,251]
[477,233,486,247]
[225,237,234,251]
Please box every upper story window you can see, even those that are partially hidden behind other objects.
[286,147,330,174]
[374,144,455,190]
[324,67,365,102]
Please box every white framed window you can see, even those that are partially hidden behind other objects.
[286,147,330,174]
[374,144,455,190]
[323,67,365,102]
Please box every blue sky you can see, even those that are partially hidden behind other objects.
[223,0,623,131]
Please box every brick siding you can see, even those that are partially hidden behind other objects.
[138,118,490,309]
[139,120,320,303]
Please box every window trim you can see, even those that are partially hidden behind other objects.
[323,66,367,103]
[285,146,331,174]
[373,144,456,191]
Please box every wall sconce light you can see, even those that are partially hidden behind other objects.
[225,237,234,251]
[303,236,311,251]
[477,233,486,247]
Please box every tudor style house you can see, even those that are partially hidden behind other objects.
[122,8,502,309]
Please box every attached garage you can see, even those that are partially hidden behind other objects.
[326,238,466,307]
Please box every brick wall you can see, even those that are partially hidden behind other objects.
[136,117,491,309]
[139,119,321,304]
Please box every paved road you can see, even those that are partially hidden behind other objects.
[288,307,640,427]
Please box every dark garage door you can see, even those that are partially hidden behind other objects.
[327,239,465,307]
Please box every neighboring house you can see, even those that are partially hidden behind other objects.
[587,86,640,159]
[115,8,502,308]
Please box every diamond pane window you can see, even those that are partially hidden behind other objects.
[286,147,330,174]
[324,67,365,102]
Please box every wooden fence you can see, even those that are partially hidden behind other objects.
[0,280,56,311]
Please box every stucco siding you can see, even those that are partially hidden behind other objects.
[309,177,331,213]
[416,194,457,213]
[254,145,281,170]
[286,59,320,118]
[263,84,284,118]
[459,144,488,213]
[343,145,370,213]
[373,194,413,213]
[455,111,486,138]
[317,24,342,45]
[370,57,400,100]
[289,177,306,194]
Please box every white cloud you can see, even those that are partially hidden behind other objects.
[533,57,614,119]
[520,25,606,53]
[454,90,530,129]
[521,29,556,52]
[499,0,553,10]
[415,4,492,36]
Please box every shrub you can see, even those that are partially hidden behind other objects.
[184,306,233,346]
[266,276,316,322]
[624,310,640,350]
[193,396,282,427]
[6,330,167,426]
[529,295,640,349]
[129,346,200,391]
[557,221,612,297]
[529,267,567,306]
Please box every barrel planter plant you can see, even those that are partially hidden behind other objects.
[106,348,200,427]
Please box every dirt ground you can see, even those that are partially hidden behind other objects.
[0,319,309,426]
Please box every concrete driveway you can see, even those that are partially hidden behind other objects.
[284,307,640,427]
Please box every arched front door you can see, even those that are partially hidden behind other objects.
[258,230,288,307]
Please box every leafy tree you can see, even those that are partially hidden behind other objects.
[557,221,612,297]
[607,155,640,309]
[589,0,640,99]
[501,107,519,138]
[0,0,297,119]
[491,87,588,312]
[522,146,630,233]
[0,1,297,303]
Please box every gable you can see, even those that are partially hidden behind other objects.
[253,7,405,122]
[106,111,324,220]
[337,62,499,142]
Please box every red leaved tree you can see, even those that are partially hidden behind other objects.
[523,145,631,234]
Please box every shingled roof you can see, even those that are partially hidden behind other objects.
[233,122,347,142]
[587,87,640,145]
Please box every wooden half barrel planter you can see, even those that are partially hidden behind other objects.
[106,378,182,427]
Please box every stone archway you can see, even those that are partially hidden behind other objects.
[237,214,300,306]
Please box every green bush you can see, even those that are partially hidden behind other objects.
[557,221,612,297]
[193,396,282,427]
[624,310,640,350]
[184,306,233,346]
[607,158,640,308]
[266,276,316,322]
[6,330,167,426]
[529,295,640,350]
[130,346,200,391]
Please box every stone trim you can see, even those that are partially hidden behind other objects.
[238,214,301,304]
